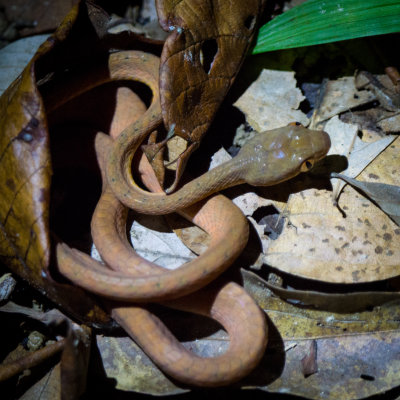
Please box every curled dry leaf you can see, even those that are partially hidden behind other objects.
[243,269,400,313]
[155,0,267,187]
[241,270,400,399]
[0,0,133,327]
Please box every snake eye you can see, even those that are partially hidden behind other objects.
[300,159,314,172]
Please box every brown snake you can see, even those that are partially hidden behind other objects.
[52,50,330,386]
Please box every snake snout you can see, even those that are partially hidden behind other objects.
[313,130,331,161]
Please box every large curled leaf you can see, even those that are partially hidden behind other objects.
[154,0,267,189]
[253,0,400,54]
[0,0,128,327]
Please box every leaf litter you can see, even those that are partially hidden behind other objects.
[126,66,400,396]
[1,2,400,398]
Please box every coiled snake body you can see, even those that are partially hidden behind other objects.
[53,50,330,386]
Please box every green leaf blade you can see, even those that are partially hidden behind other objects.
[253,0,400,54]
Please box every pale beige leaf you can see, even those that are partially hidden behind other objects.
[263,186,400,283]
[325,116,396,198]
[209,147,231,169]
[233,191,282,216]
[325,115,358,156]
[92,214,196,270]
[234,69,309,131]
[0,34,49,96]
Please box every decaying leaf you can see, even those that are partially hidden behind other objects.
[333,173,400,226]
[340,72,400,135]
[311,76,377,127]
[243,269,400,313]
[234,69,309,131]
[242,272,400,399]
[355,71,400,112]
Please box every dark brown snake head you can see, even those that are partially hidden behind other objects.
[155,0,267,192]
[237,125,331,186]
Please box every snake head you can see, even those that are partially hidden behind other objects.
[237,125,331,187]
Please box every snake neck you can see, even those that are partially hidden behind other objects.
[116,157,244,215]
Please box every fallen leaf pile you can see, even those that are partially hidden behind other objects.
[0,0,400,399]
[234,68,399,284]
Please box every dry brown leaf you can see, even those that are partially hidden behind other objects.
[165,213,210,255]
[96,308,238,395]
[0,0,79,37]
[301,340,318,377]
[156,0,267,187]
[259,331,400,400]
[0,1,127,327]
[96,335,187,395]
[60,324,91,400]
